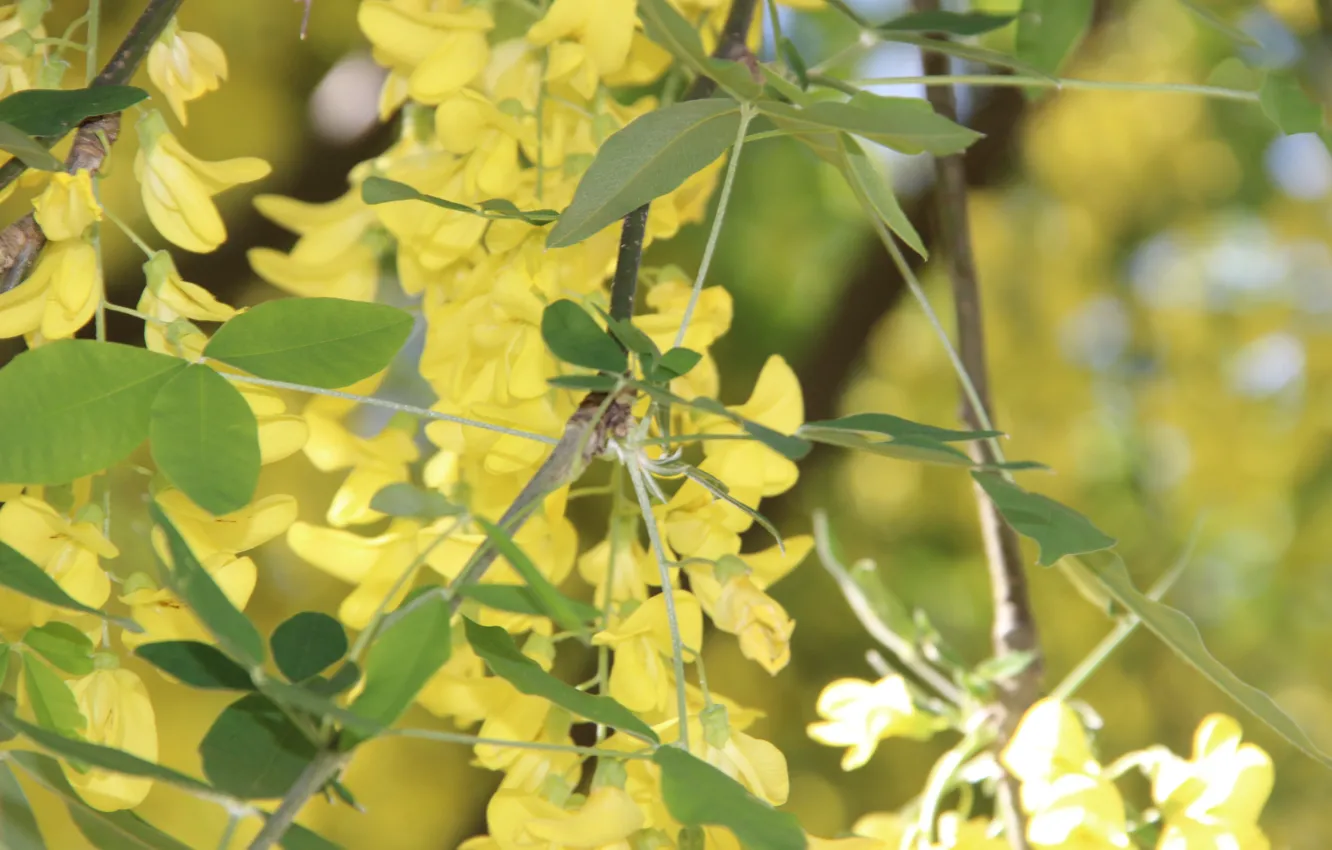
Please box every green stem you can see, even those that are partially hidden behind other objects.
[103,301,161,323]
[388,727,655,758]
[536,48,549,202]
[100,204,155,257]
[626,453,691,752]
[806,71,860,97]
[596,464,627,742]
[671,104,754,349]
[85,0,100,85]
[214,370,560,446]
[609,206,649,322]
[0,0,184,193]
[216,811,241,850]
[247,749,349,850]
[844,74,1259,102]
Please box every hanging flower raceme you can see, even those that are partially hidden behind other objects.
[134,110,270,253]
[807,674,946,770]
[248,186,382,301]
[147,17,227,125]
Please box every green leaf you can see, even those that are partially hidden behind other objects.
[548,374,621,392]
[0,122,62,170]
[271,612,348,683]
[681,465,784,551]
[704,58,763,100]
[541,300,628,373]
[800,412,1002,466]
[761,94,982,156]
[369,482,465,519]
[259,679,381,736]
[204,298,413,389]
[150,503,266,668]
[881,32,1055,81]
[10,751,193,850]
[1015,0,1094,75]
[880,10,1016,35]
[598,311,660,359]
[972,472,1116,565]
[0,542,139,632]
[0,709,218,798]
[0,340,185,484]
[637,0,720,90]
[459,584,601,622]
[475,518,587,636]
[362,177,558,225]
[835,134,925,258]
[777,38,809,89]
[629,382,811,461]
[0,85,147,136]
[22,654,83,735]
[278,822,344,850]
[309,662,362,698]
[0,760,44,850]
[464,618,659,743]
[134,641,255,691]
[349,589,452,732]
[1260,72,1323,135]
[547,100,743,248]
[1175,0,1260,47]
[149,365,260,516]
[651,348,703,381]
[22,622,94,676]
[1073,551,1332,771]
[804,412,1001,443]
[655,747,806,850]
[200,693,318,799]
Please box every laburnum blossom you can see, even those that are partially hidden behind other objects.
[119,554,257,650]
[0,3,50,97]
[32,170,101,241]
[248,187,381,301]
[471,785,645,850]
[0,238,99,341]
[1001,698,1131,850]
[287,518,424,629]
[699,354,804,496]
[0,496,114,633]
[592,591,702,715]
[301,407,419,528]
[525,0,636,77]
[1149,714,1273,850]
[356,0,494,112]
[138,250,235,356]
[134,110,270,253]
[147,18,227,125]
[807,674,946,770]
[62,668,158,812]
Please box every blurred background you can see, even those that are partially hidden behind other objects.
[7,0,1332,846]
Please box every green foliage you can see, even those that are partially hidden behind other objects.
[464,618,659,743]
[0,543,139,631]
[361,176,559,224]
[0,123,62,170]
[835,135,926,258]
[21,654,84,735]
[149,364,261,516]
[881,33,1053,80]
[369,483,465,519]
[973,472,1117,565]
[22,623,94,676]
[879,10,1016,35]
[547,100,744,248]
[204,298,413,389]
[541,300,629,373]
[348,590,452,732]
[459,584,601,622]
[271,612,348,683]
[475,518,588,636]
[0,341,184,484]
[762,94,982,156]
[1074,552,1332,770]
[1015,0,1094,75]
[638,0,748,99]
[651,347,703,381]
[0,85,147,136]
[134,641,255,691]
[1259,72,1323,135]
[0,761,44,850]
[150,503,267,668]
[654,747,806,850]
[799,412,1004,467]
[200,693,318,799]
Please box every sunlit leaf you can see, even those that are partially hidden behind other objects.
[0,340,184,484]
[204,298,413,389]
[548,374,620,392]
[1015,0,1094,75]
[22,622,94,676]
[651,348,703,381]
[22,654,84,736]
[655,747,806,850]
[362,177,558,225]
[0,122,62,170]
[464,618,658,743]
[973,472,1116,565]
[369,483,465,519]
[349,589,452,733]
[1259,72,1323,135]
[0,760,44,850]
[541,300,628,373]
[880,32,1054,80]
[0,543,139,632]
[835,134,925,258]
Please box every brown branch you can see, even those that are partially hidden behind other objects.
[913,1,1039,847]
[0,0,185,292]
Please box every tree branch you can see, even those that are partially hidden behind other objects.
[0,0,184,292]
[913,1,1040,847]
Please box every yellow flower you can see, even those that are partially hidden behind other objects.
[931,813,1006,850]
[233,382,308,465]
[302,410,419,527]
[63,669,158,812]
[1150,714,1273,850]
[248,188,380,301]
[486,786,645,849]
[156,488,297,557]
[592,592,702,714]
[0,237,100,340]
[147,20,227,125]
[32,170,100,241]
[711,576,795,674]
[138,250,236,355]
[807,675,945,769]
[357,0,494,104]
[1023,773,1130,850]
[134,110,270,253]
[1001,698,1102,810]
[700,355,804,497]
[526,0,637,76]
[668,713,789,806]
[576,533,658,604]
[0,497,114,631]
[852,812,907,845]
[119,554,256,650]
[286,518,423,629]
[658,461,761,560]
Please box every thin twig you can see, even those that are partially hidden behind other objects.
[247,748,349,850]
[912,2,1037,847]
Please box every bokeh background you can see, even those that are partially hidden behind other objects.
[6,0,1332,846]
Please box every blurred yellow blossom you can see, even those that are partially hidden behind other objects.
[0,496,113,632]
[148,19,227,125]
[808,675,945,770]
[63,669,157,812]
[119,554,256,650]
